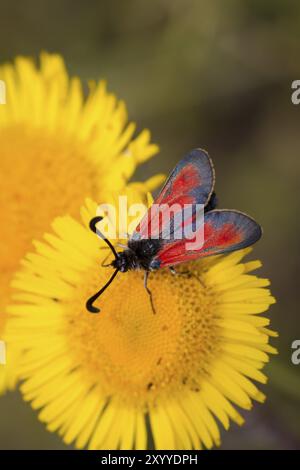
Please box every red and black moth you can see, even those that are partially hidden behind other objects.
[86,148,262,314]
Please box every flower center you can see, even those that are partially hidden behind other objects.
[67,263,220,408]
[0,125,99,326]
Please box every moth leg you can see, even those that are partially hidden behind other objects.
[144,271,156,315]
[169,266,190,276]
[169,266,205,287]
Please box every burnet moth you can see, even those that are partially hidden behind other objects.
[86,148,262,314]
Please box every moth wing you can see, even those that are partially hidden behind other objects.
[131,148,215,241]
[150,209,262,269]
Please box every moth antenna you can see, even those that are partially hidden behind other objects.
[86,268,119,313]
[89,216,119,260]
[87,216,120,313]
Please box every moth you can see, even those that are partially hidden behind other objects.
[86,148,261,313]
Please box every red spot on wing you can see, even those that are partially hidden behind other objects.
[156,164,201,206]
[156,222,243,267]
[202,222,242,250]
[135,164,201,238]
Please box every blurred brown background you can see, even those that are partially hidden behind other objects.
[1,0,300,449]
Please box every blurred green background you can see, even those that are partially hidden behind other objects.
[1,0,300,449]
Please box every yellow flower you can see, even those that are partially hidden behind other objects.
[6,187,277,450]
[0,53,159,392]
